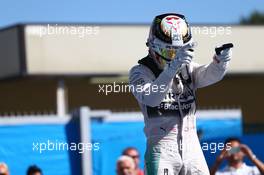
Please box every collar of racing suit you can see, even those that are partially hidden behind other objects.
[138,55,192,85]
[138,55,163,78]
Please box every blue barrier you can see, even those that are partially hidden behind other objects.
[90,117,243,175]
[0,113,261,175]
[197,118,242,140]
[91,121,146,175]
[0,122,81,175]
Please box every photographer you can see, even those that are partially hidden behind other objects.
[210,138,264,175]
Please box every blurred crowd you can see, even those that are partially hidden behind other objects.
[117,139,264,175]
[1,139,263,175]
[0,164,42,175]
[116,147,144,175]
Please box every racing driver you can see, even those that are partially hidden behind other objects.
[129,13,233,175]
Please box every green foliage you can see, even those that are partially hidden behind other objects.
[240,11,264,25]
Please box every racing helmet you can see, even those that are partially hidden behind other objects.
[147,13,192,68]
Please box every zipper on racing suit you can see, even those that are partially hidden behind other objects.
[175,77,184,158]
[175,64,193,159]
[138,56,195,159]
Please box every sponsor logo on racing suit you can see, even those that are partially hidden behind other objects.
[147,73,196,118]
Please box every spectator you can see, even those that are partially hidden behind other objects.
[210,137,264,175]
[0,162,9,175]
[122,147,144,175]
[26,165,42,175]
[116,155,136,175]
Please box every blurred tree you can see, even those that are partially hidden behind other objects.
[240,11,264,25]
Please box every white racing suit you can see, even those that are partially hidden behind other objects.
[129,56,228,175]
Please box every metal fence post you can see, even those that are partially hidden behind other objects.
[79,106,92,175]
[56,79,68,117]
